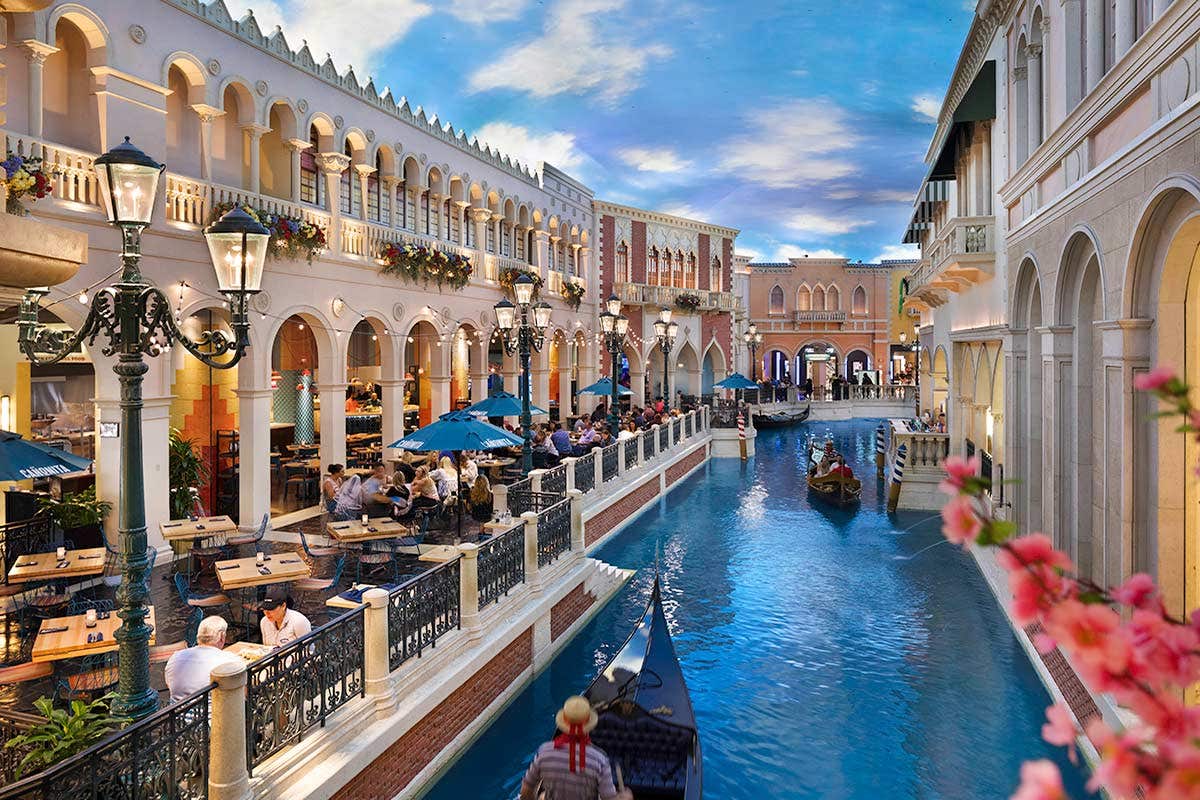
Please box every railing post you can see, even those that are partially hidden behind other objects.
[208,662,251,800]
[617,442,627,478]
[362,588,392,701]
[593,447,605,492]
[522,511,540,590]
[636,432,645,466]
[567,488,585,554]
[458,543,481,631]
[668,417,676,449]
[651,424,660,458]
[563,456,577,492]
[493,483,509,517]
[529,468,546,494]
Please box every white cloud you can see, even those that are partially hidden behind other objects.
[873,244,921,262]
[226,0,432,74]
[868,189,915,204]
[911,94,941,122]
[825,188,859,201]
[446,0,529,24]
[785,212,870,237]
[719,100,860,189]
[773,245,845,261]
[473,122,586,174]
[658,203,704,220]
[468,0,672,103]
[618,147,693,173]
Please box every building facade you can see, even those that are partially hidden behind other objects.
[0,1,737,537]
[905,0,1199,620]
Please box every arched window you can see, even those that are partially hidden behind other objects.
[852,285,868,314]
[675,251,685,287]
[300,126,320,206]
[826,284,840,310]
[812,285,826,311]
[616,242,629,283]
[648,248,659,284]
[368,153,383,222]
[686,253,697,289]
[339,143,356,216]
[420,189,431,236]
[797,284,812,311]
[710,257,722,292]
[769,285,785,315]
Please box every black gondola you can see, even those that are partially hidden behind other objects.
[752,400,811,428]
[806,439,861,508]
[577,574,701,799]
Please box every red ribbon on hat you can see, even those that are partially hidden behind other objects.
[553,722,589,773]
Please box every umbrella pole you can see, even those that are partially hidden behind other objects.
[456,452,463,544]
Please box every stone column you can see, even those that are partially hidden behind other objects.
[534,230,551,279]
[1026,43,1043,154]
[234,388,272,532]
[241,124,270,194]
[1039,325,1074,555]
[470,208,490,256]
[563,457,577,493]
[493,483,509,517]
[579,246,592,286]
[316,152,350,251]
[285,138,310,203]
[208,661,251,800]
[522,510,540,590]
[356,164,376,221]
[428,356,451,420]
[1086,0,1105,91]
[19,41,57,140]
[470,339,489,404]
[593,448,604,492]
[568,488,584,555]
[458,543,481,630]
[491,214,503,254]
[191,105,224,182]
[318,382,348,471]
[361,588,392,700]
[381,176,399,227]
[1115,0,1135,58]
[379,378,406,460]
[532,361,550,422]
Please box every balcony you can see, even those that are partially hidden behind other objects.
[906,215,995,310]
[613,281,738,313]
[793,309,846,323]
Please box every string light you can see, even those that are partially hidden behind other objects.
[77,290,89,304]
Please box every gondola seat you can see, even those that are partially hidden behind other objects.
[591,715,690,793]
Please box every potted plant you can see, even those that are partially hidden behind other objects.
[4,694,126,779]
[560,281,585,311]
[168,428,210,520]
[37,486,111,549]
[674,292,703,312]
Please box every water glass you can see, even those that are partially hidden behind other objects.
[256,551,264,566]
[56,546,66,560]
[85,608,97,628]
[361,513,369,526]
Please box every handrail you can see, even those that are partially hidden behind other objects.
[536,498,572,567]
[477,521,525,608]
[387,557,461,671]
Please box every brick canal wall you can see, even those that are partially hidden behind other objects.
[551,583,596,642]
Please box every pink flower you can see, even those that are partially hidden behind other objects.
[1044,600,1130,675]
[1112,573,1163,612]
[1087,720,1143,798]
[941,494,982,546]
[1011,760,1066,800]
[998,535,1073,573]
[939,454,981,494]
[1134,366,1176,392]
[1042,704,1078,763]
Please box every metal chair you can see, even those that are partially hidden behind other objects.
[57,652,118,701]
[283,464,311,500]
[300,529,340,560]
[173,573,231,612]
[149,607,203,663]
[67,596,114,615]
[293,555,346,621]
[355,546,397,584]
[225,513,269,557]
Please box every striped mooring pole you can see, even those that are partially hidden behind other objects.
[887,443,907,513]
[875,423,886,478]
[737,411,747,461]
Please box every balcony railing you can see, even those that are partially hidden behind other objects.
[793,310,847,323]
[911,215,995,298]
[613,282,737,313]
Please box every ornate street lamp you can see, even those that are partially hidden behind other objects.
[652,306,678,404]
[17,138,266,721]
[599,294,627,433]
[742,321,762,381]
[494,274,550,474]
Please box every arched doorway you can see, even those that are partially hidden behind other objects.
[675,341,700,400]
[345,318,384,467]
[845,348,871,380]
[270,315,319,514]
[764,349,790,382]
[701,342,726,395]
[1013,259,1044,537]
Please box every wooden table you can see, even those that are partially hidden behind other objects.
[418,545,461,563]
[325,583,385,610]
[225,641,274,664]
[326,518,407,543]
[214,554,311,590]
[32,606,156,663]
[7,548,107,584]
[159,515,238,542]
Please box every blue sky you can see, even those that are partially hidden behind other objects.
[230,0,974,262]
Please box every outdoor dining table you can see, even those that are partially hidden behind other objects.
[224,640,274,663]
[214,554,311,590]
[7,547,107,584]
[31,606,156,663]
[418,544,461,563]
[325,582,399,610]
[159,515,238,542]
[325,518,408,543]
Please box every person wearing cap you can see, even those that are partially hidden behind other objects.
[164,615,240,703]
[519,695,632,800]
[259,587,311,648]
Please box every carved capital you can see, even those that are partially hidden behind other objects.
[285,137,312,153]
[190,103,225,124]
[354,163,377,178]
[240,123,271,140]
[1025,42,1043,59]
[468,207,492,223]
[19,40,58,65]
[1012,65,1028,81]
[315,152,352,174]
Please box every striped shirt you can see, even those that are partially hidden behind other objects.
[522,741,619,800]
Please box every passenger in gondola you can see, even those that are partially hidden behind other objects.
[520,696,632,800]
[831,456,854,479]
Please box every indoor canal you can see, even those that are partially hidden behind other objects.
[423,419,1094,799]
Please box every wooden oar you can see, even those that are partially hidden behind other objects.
[615,763,625,793]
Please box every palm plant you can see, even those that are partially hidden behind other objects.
[168,428,209,519]
[4,694,126,778]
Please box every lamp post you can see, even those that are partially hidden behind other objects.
[494,273,551,474]
[17,138,267,720]
[742,322,762,381]
[652,306,678,405]
[598,293,627,434]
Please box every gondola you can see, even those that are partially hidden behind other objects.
[752,400,811,428]
[576,574,702,799]
[806,439,861,508]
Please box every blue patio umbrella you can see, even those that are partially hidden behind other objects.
[465,391,548,419]
[388,411,523,540]
[0,430,92,482]
[712,373,758,390]
[577,377,632,397]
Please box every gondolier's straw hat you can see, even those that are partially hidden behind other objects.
[555,695,598,734]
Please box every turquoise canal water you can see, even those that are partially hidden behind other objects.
[422,420,1094,799]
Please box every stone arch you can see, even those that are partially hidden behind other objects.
[43,9,105,151]
[930,344,950,419]
[215,77,257,125]
[45,3,110,55]
[845,348,871,375]
[769,284,785,315]
[796,282,812,311]
[1012,256,1045,536]
[213,78,256,188]
[1054,226,1107,324]
[811,284,826,312]
[701,340,727,393]
[852,284,868,314]
[304,112,337,150]
[826,283,840,310]
[675,340,700,397]
[162,52,207,105]
[165,58,206,177]
[261,99,299,201]
[342,128,370,164]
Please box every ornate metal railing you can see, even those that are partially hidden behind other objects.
[601,443,619,481]
[672,418,682,440]
[0,711,37,788]
[623,438,638,470]
[658,424,669,450]
[0,686,211,800]
[684,415,693,438]
[0,517,57,585]
[641,429,656,459]
[508,490,562,516]
[540,464,567,497]
[477,522,525,608]
[387,558,461,671]
[710,400,744,429]
[537,498,572,567]
[246,608,364,772]
[573,452,595,494]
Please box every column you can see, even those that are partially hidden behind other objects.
[381,176,399,227]
[192,105,224,182]
[470,208,490,255]
[1086,0,1105,91]
[567,488,584,556]
[579,246,592,287]
[208,662,251,800]
[19,41,57,140]
[316,152,350,252]
[470,339,489,404]
[241,124,270,195]
[522,511,540,591]
[428,358,451,420]
[533,230,551,280]
[1026,43,1043,154]
[361,588,393,702]
[379,378,406,460]
[356,164,376,221]
[531,363,550,422]
[318,382,348,470]
[234,388,272,531]
[1039,326,1074,554]
[549,236,562,282]
[285,138,310,203]
[457,202,469,245]
[1115,0,1135,58]
[491,215,503,255]
[458,543,481,630]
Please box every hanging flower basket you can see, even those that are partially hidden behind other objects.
[2,152,56,216]
[674,292,703,312]
[499,267,544,300]
[378,242,472,290]
[560,281,586,311]
[208,202,326,264]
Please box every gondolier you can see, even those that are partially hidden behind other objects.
[520,695,632,800]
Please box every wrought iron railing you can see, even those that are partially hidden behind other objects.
[0,711,37,788]
[684,415,693,438]
[658,424,668,450]
[573,452,595,494]
[711,401,745,429]
[0,686,211,800]
[246,607,365,772]
[540,464,567,497]
[537,498,572,567]
[642,429,656,459]
[672,418,682,440]
[508,490,562,516]
[0,517,57,585]
[601,443,619,481]
[623,438,638,470]
[477,522,525,608]
[387,558,461,671]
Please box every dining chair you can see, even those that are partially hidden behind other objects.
[283,464,310,501]
[225,514,270,557]
[293,555,346,621]
[355,546,397,584]
[173,573,231,612]
[300,529,340,560]
[56,652,118,701]
[149,607,203,663]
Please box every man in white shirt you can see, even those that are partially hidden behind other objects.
[164,616,241,703]
[259,587,312,648]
